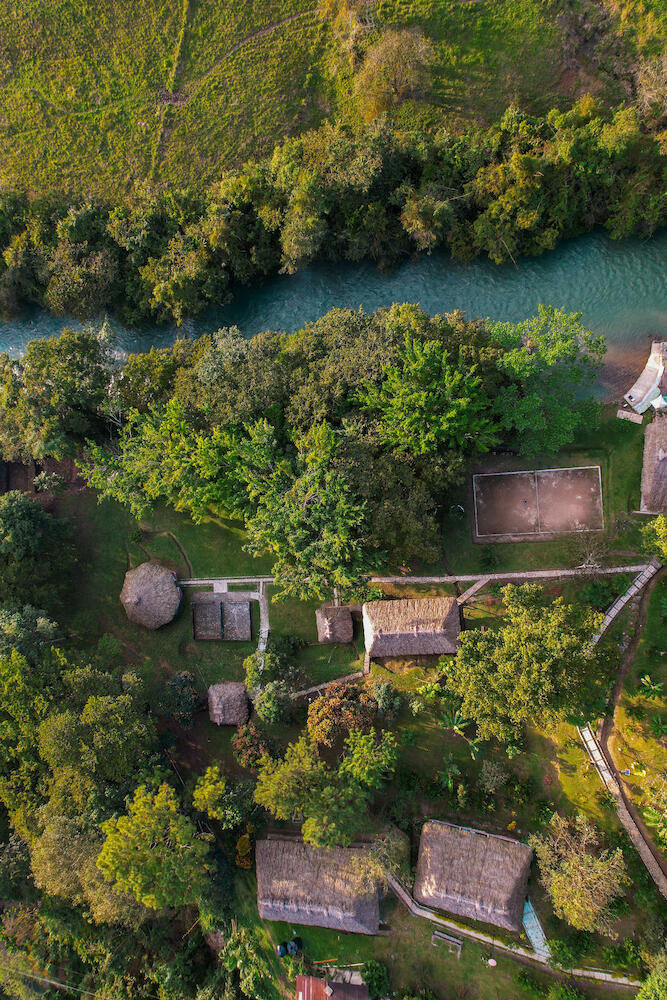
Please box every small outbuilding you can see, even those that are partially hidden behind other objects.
[362,597,460,659]
[414,820,532,932]
[120,561,181,630]
[640,416,667,514]
[208,681,250,726]
[625,342,667,413]
[192,595,252,641]
[256,838,380,935]
[316,605,354,644]
[297,978,369,1000]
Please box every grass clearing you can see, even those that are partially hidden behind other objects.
[0,0,639,198]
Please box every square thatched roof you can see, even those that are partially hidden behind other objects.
[193,599,223,640]
[222,600,252,641]
[414,820,532,932]
[192,595,252,641]
[640,416,667,514]
[256,838,379,935]
[208,681,249,726]
[362,597,460,658]
[316,605,354,644]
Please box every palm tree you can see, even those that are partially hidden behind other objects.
[639,674,664,700]
[440,707,471,737]
[437,753,461,793]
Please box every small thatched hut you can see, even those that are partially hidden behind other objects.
[414,820,532,931]
[316,605,354,644]
[256,838,380,935]
[362,597,460,659]
[296,977,369,1000]
[208,681,249,726]
[640,416,667,513]
[120,562,181,630]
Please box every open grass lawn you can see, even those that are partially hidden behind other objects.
[0,0,640,198]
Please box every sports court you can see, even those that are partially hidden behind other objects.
[472,466,604,540]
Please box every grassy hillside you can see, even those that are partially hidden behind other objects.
[0,0,659,200]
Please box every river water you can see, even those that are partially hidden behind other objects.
[1,229,666,398]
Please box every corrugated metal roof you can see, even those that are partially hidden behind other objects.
[295,978,369,1000]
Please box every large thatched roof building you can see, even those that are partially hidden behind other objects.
[208,681,250,726]
[362,597,460,659]
[414,820,532,931]
[316,605,354,644]
[256,838,380,935]
[120,562,181,630]
[640,416,667,514]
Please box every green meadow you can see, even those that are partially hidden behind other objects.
[0,0,654,199]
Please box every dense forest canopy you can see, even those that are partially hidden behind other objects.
[0,99,665,326]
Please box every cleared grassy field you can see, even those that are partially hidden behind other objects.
[0,0,642,199]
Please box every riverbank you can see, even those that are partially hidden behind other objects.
[1,230,666,400]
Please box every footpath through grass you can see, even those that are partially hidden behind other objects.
[0,0,645,198]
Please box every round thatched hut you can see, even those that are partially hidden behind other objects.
[120,562,181,630]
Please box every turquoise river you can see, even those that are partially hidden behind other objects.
[1,229,666,397]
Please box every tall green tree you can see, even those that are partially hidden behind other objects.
[445,584,608,741]
[360,333,499,456]
[0,492,72,613]
[0,605,58,662]
[0,329,111,460]
[243,422,373,600]
[97,783,212,910]
[488,305,605,456]
[80,397,245,521]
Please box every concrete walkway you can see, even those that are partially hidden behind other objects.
[522,900,551,960]
[387,877,640,988]
[372,565,651,587]
[591,560,662,644]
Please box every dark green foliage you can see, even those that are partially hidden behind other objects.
[163,670,200,728]
[0,329,112,461]
[0,492,73,611]
[361,960,390,999]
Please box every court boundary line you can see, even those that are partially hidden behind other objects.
[473,465,604,538]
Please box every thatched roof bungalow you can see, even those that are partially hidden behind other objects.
[316,605,354,644]
[414,820,532,931]
[362,597,460,659]
[120,562,181,630]
[297,978,369,1000]
[256,838,380,935]
[208,681,249,726]
[640,416,667,514]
